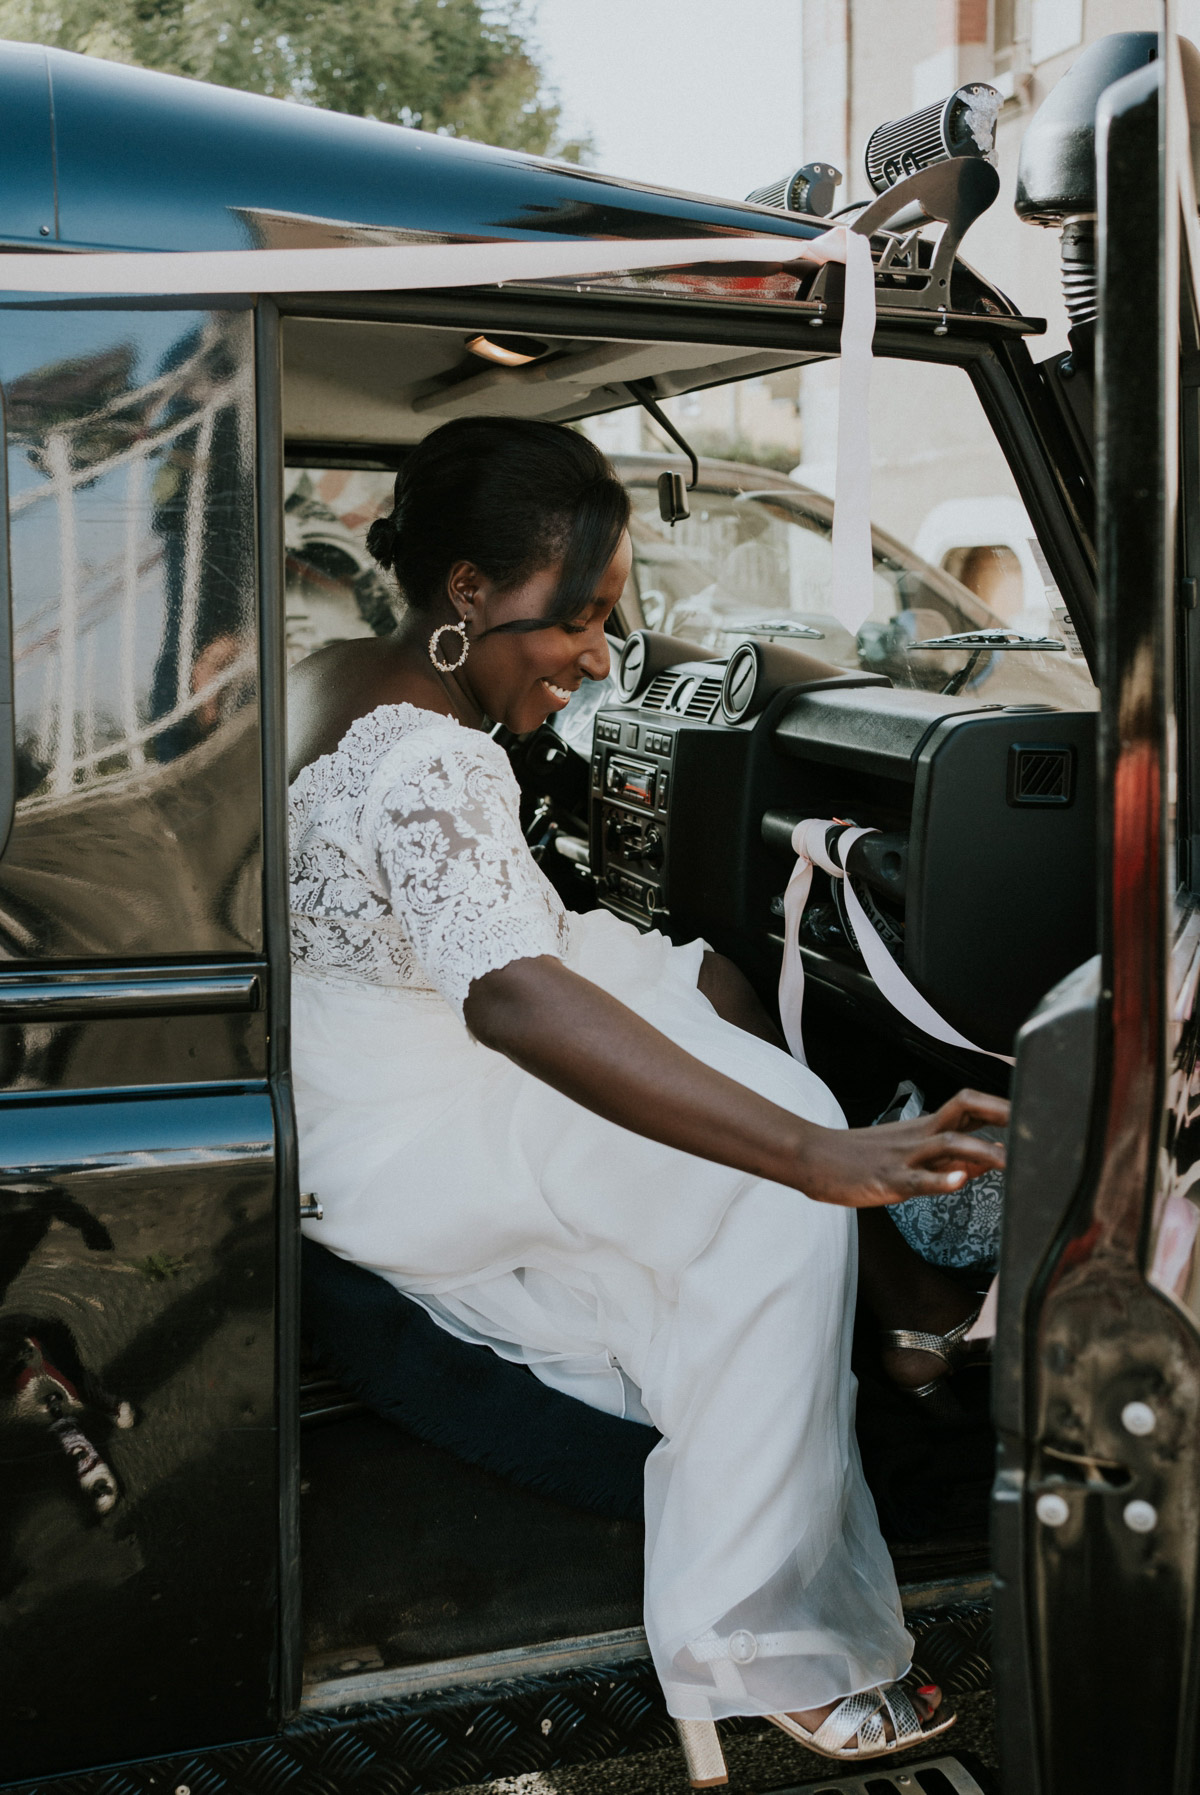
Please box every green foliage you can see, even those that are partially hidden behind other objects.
[0,0,590,158]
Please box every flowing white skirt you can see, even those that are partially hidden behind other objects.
[294,906,911,1719]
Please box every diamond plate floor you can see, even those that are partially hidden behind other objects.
[7,1602,993,1795]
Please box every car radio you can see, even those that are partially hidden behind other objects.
[591,717,676,922]
[591,636,867,931]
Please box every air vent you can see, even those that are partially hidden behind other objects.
[640,674,677,711]
[1007,742,1074,807]
[684,677,723,720]
[618,632,647,698]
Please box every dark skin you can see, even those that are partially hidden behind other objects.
[290,532,1008,1740]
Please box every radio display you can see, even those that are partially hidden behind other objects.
[604,756,657,808]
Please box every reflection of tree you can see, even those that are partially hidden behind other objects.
[6,345,143,474]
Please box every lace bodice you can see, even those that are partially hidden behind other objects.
[289,703,570,1019]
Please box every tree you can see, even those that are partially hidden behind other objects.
[0,0,589,159]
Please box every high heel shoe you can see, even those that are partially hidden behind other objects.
[879,1305,990,1421]
[767,1681,956,1760]
[675,1718,728,1788]
[675,1680,956,1784]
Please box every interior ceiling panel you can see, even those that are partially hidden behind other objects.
[282,315,809,445]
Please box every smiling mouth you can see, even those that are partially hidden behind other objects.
[541,678,575,704]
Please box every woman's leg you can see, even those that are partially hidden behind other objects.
[629,1179,912,1722]
[856,1207,982,1389]
[697,950,979,1391]
[697,951,786,1049]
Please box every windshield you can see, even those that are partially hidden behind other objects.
[624,482,1096,711]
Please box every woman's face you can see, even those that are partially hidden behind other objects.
[451,530,632,734]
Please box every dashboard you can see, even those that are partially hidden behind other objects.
[587,647,1097,1060]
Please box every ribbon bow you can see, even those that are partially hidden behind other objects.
[779,818,1015,1068]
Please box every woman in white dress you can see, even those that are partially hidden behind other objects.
[287,418,1008,1775]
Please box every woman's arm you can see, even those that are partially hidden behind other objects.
[463,955,1007,1210]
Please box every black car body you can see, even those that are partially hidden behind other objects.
[0,18,1195,1795]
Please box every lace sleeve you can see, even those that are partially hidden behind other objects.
[365,729,569,1020]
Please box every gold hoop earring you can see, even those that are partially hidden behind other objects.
[428,620,470,674]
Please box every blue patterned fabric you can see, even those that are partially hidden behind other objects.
[876,1082,1004,1271]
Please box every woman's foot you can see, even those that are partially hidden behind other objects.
[880,1299,983,1394]
[787,1682,943,1738]
[857,1207,987,1400]
[768,1680,954,1759]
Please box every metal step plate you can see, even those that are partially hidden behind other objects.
[774,1755,987,1795]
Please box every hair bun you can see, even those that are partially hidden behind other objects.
[366,512,399,570]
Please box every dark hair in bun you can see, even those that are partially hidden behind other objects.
[368,417,630,627]
[365,512,398,568]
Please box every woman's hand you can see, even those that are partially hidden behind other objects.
[466,957,1011,1208]
[795,1090,1009,1209]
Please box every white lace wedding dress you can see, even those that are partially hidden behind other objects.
[289,700,911,1721]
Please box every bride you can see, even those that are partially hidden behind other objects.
[287,416,1007,1775]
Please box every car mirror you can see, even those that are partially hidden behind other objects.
[658,471,690,526]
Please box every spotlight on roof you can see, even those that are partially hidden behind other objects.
[864,84,1001,193]
[745,161,842,216]
[465,333,548,367]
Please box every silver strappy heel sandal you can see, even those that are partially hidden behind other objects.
[768,1679,956,1759]
[879,1305,989,1422]
[674,1681,954,1784]
[674,1680,954,1780]
[675,1718,729,1788]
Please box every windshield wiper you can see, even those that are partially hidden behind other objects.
[905,627,1064,695]
[726,618,825,640]
[905,628,1064,652]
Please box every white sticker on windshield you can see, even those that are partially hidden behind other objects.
[1028,535,1083,655]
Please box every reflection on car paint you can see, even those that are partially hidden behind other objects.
[1150,900,1200,1309]
[1,1183,135,1516]
[0,309,262,963]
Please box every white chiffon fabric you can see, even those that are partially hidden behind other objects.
[289,702,912,1719]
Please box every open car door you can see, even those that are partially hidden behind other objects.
[0,295,295,1781]
[992,11,1200,1791]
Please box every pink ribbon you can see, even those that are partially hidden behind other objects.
[780,818,1015,1068]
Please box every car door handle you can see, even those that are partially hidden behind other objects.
[0,963,264,1019]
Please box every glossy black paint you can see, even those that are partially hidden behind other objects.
[0,965,266,1092]
[0,300,284,1782]
[993,46,1200,1795]
[0,42,56,244]
[991,958,1099,1795]
[255,295,304,1722]
[3,45,826,257]
[0,1089,278,1781]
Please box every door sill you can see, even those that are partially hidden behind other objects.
[301,1624,650,1711]
[300,1569,990,1713]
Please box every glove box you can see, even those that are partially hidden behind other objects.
[764,688,1098,1055]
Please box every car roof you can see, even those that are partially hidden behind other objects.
[0,41,1028,335]
[0,41,832,256]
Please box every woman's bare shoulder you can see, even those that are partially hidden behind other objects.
[287,638,442,782]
